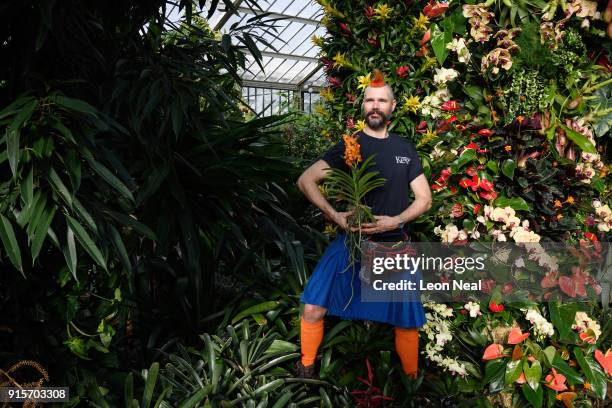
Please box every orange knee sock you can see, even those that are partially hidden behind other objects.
[395,327,419,378]
[300,316,324,366]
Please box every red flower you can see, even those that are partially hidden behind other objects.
[544,368,568,391]
[346,93,356,104]
[465,142,479,150]
[466,166,477,177]
[482,344,506,361]
[329,77,341,88]
[396,65,410,78]
[364,5,375,20]
[584,232,598,242]
[507,327,530,344]
[339,22,351,35]
[478,128,494,137]
[450,186,457,194]
[441,100,460,111]
[440,168,452,179]
[423,0,449,17]
[579,331,598,344]
[479,191,498,200]
[419,29,431,46]
[459,178,471,189]
[451,203,464,218]
[479,178,494,192]
[346,117,355,129]
[488,302,505,313]
[473,204,481,214]
[416,120,428,134]
[502,283,513,294]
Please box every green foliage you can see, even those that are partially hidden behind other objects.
[499,70,548,123]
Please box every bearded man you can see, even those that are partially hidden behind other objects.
[295,70,432,379]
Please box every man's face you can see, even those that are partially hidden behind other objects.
[362,86,396,130]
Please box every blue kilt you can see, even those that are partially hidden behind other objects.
[300,234,426,328]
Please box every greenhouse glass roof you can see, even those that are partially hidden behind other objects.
[209,0,326,90]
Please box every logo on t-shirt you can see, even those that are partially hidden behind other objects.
[395,156,411,165]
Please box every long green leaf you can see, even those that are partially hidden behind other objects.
[30,207,55,264]
[54,95,97,117]
[573,347,606,399]
[177,387,212,408]
[64,224,78,281]
[105,210,156,240]
[124,372,135,408]
[142,362,159,408]
[21,167,34,206]
[108,225,131,274]
[232,301,280,324]
[0,214,23,275]
[66,216,107,270]
[559,124,597,154]
[86,158,135,203]
[48,168,73,209]
[6,127,19,178]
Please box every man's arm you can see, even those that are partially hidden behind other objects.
[297,160,353,230]
[359,174,432,234]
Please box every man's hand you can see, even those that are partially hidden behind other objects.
[331,210,354,230]
[353,215,400,234]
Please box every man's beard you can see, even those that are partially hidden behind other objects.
[365,110,389,130]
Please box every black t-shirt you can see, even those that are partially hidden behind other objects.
[321,130,424,241]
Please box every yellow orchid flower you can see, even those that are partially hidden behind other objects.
[403,95,421,113]
[333,52,350,68]
[355,119,366,131]
[413,13,430,31]
[374,3,393,20]
[357,73,371,90]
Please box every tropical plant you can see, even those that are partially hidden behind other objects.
[0,1,319,404]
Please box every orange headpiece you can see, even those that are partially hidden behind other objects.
[369,69,386,87]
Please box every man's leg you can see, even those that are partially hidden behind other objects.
[300,304,327,367]
[394,326,419,378]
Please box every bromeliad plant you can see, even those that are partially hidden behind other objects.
[324,133,386,268]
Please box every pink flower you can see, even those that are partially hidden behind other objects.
[594,349,612,376]
[451,203,464,218]
[441,100,460,111]
[544,368,568,391]
[507,327,530,344]
[419,30,431,46]
[482,344,506,361]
